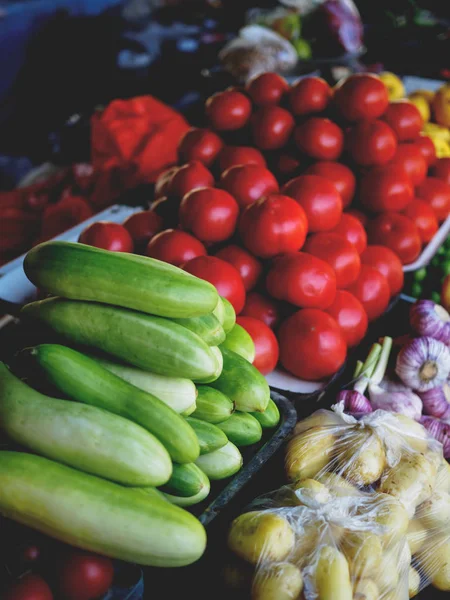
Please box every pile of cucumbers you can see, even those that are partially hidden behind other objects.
[0,241,279,568]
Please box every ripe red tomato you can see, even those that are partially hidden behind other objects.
[40,196,93,240]
[205,90,252,131]
[123,210,163,250]
[360,166,413,213]
[236,316,279,374]
[360,245,404,296]
[344,209,368,228]
[251,106,295,150]
[215,245,262,291]
[415,177,450,223]
[179,187,239,243]
[402,198,439,243]
[382,101,423,141]
[154,166,179,199]
[274,154,301,179]
[246,72,289,106]
[431,157,450,185]
[412,135,437,167]
[367,213,422,265]
[168,161,214,199]
[304,232,361,289]
[57,552,114,600]
[325,290,368,347]
[78,221,133,252]
[278,308,347,380]
[346,120,397,166]
[239,194,308,258]
[282,174,343,232]
[346,264,391,321]
[178,128,223,166]
[330,213,367,254]
[305,161,355,208]
[288,76,332,116]
[217,146,266,173]
[240,292,280,329]
[333,74,389,122]
[220,164,279,209]
[183,256,246,313]
[294,118,344,161]
[146,229,206,267]
[266,252,337,309]
[390,143,427,186]
[4,574,53,600]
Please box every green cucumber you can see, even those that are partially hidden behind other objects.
[181,402,197,416]
[161,471,211,507]
[0,452,206,567]
[221,297,236,333]
[185,417,228,455]
[24,344,199,464]
[195,442,243,481]
[251,398,280,429]
[172,313,225,346]
[213,296,225,327]
[220,324,255,363]
[21,298,222,382]
[211,348,270,413]
[0,363,171,487]
[160,463,208,498]
[216,412,262,447]
[24,241,218,318]
[191,386,234,424]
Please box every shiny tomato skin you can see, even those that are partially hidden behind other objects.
[412,135,437,167]
[360,245,404,296]
[220,164,279,209]
[294,118,344,161]
[278,308,347,380]
[146,229,206,267]
[246,72,289,106]
[325,289,368,347]
[240,291,280,329]
[346,264,391,321]
[236,316,279,374]
[431,157,450,185]
[179,187,239,243]
[184,256,246,313]
[330,213,367,254]
[251,106,295,150]
[367,213,422,265]
[305,161,355,208]
[169,161,214,199]
[205,90,252,131]
[57,552,114,600]
[390,143,428,186]
[382,100,424,141]
[282,174,343,232]
[266,252,337,309]
[217,146,266,173]
[239,194,308,258]
[304,232,361,289]
[288,76,332,116]
[78,221,133,252]
[178,128,223,166]
[154,166,179,199]
[4,574,53,600]
[123,210,163,249]
[333,74,389,122]
[215,245,262,291]
[402,198,439,243]
[346,120,397,166]
[360,166,414,213]
[345,209,368,228]
[415,177,450,223]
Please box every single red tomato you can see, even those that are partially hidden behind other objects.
[431,157,450,185]
[183,256,246,313]
[123,210,163,250]
[215,245,262,291]
[325,290,368,347]
[415,177,450,223]
[346,120,397,166]
[360,166,413,213]
[220,164,279,209]
[266,252,337,309]
[345,209,368,228]
[251,106,295,150]
[178,128,223,166]
[154,166,179,199]
[288,76,332,116]
[146,229,206,267]
[58,552,114,600]
[217,146,266,173]
[282,174,343,232]
[236,316,279,374]
[40,196,93,240]
[278,308,347,380]
[390,143,427,186]
[305,161,355,208]
[4,574,53,600]
[333,74,389,122]
[412,135,437,167]
[330,213,367,254]
[239,194,308,258]
[168,161,214,199]
[274,154,301,179]
[382,101,424,141]
[179,187,239,243]
[78,221,133,252]
[240,292,280,329]
[304,232,361,289]
[246,72,289,106]
[346,264,391,321]
[402,198,439,243]
[367,213,422,265]
[205,90,252,131]
[360,245,404,296]
[294,118,344,161]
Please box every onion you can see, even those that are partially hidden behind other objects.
[419,383,450,419]
[396,337,450,392]
[419,415,450,458]
[410,300,450,345]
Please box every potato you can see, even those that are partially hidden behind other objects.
[293,410,342,436]
[228,511,295,565]
[290,524,321,568]
[316,473,360,497]
[313,545,352,600]
[293,479,331,505]
[252,562,303,600]
[418,491,450,529]
[339,431,385,486]
[417,538,450,591]
[407,519,428,555]
[373,493,410,546]
[353,579,378,600]
[435,460,450,494]
[376,551,400,593]
[342,532,383,580]
[286,428,335,482]
[391,415,429,453]
[409,566,421,598]
[433,559,450,591]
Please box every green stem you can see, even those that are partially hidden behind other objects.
[354,343,382,395]
[370,336,393,386]
[353,360,364,379]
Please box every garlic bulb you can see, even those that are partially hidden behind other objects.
[396,337,450,392]
[410,300,450,345]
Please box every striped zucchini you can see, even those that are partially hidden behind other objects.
[191,386,234,424]
[221,297,236,333]
[0,452,206,567]
[251,399,280,429]
[220,324,255,363]
[213,296,225,327]
[21,298,222,382]
[195,442,243,481]
[24,345,199,464]
[161,469,211,507]
[216,412,262,447]
[0,363,171,487]
[160,463,208,498]
[185,417,228,455]
[24,241,218,318]
[172,313,225,346]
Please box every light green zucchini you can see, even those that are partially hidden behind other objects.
[191,386,234,424]
[221,297,236,333]
[220,324,255,363]
[216,412,262,447]
[161,472,211,507]
[185,417,228,455]
[181,402,197,417]
[160,463,208,498]
[195,441,243,481]
[251,398,280,429]
[172,313,226,346]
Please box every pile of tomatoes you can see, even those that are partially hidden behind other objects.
[77,72,450,382]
